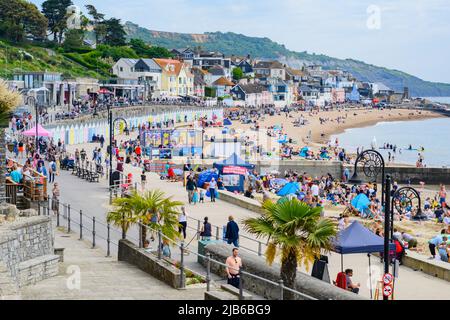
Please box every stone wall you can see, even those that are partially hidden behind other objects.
[0,208,59,290]
[200,242,365,300]
[118,239,182,289]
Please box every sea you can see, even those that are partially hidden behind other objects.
[331,97,450,168]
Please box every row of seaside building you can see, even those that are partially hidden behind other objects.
[6,48,410,108]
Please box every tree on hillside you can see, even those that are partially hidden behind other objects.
[101,18,126,46]
[129,38,172,58]
[42,0,73,44]
[63,29,84,51]
[0,0,48,42]
[244,198,336,300]
[232,67,244,81]
[85,4,106,45]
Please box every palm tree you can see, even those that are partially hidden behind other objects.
[139,189,183,246]
[107,192,141,238]
[107,189,183,247]
[0,80,21,202]
[244,198,337,300]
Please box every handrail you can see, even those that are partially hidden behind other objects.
[134,221,317,300]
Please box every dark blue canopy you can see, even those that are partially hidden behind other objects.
[333,221,395,254]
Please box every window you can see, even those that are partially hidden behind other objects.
[119,67,123,72]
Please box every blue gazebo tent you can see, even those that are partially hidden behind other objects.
[277,182,300,197]
[213,153,255,192]
[197,171,219,189]
[333,221,395,254]
[332,220,396,299]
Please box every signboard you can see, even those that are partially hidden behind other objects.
[383,273,393,285]
[223,166,248,175]
[383,284,393,297]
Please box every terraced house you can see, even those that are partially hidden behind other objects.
[153,59,194,97]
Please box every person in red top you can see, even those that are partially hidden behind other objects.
[135,145,141,157]
[167,166,175,181]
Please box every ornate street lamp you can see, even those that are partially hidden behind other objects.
[27,96,39,150]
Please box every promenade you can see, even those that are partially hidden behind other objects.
[52,140,450,300]
[20,226,205,300]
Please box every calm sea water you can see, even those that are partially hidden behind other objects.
[331,117,450,168]
[421,96,450,104]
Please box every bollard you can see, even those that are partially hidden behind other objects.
[47,198,50,216]
[139,221,142,248]
[109,188,112,205]
[278,279,284,300]
[56,202,60,227]
[121,212,126,240]
[239,269,244,300]
[157,230,162,260]
[79,210,83,240]
[258,241,262,256]
[67,204,71,233]
[106,223,111,257]
[92,217,96,248]
[37,201,41,216]
[206,253,211,292]
[197,220,201,240]
[180,241,185,289]
[216,226,219,240]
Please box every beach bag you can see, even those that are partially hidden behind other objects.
[192,192,199,203]
[206,190,211,197]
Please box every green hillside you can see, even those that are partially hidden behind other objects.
[0,39,104,79]
[124,21,450,97]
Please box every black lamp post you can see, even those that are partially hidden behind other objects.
[348,149,390,300]
[27,96,39,151]
[349,150,422,300]
[107,104,113,187]
[108,114,128,187]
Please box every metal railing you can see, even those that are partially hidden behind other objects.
[132,221,317,300]
[46,192,317,300]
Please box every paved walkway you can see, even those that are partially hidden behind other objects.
[20,226,205,300]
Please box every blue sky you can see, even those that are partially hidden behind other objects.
[30,0,450,83]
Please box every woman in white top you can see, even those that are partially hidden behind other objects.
[178,206,188,239]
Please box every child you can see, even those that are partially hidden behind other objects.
[192,189,199,205]
[199,190,205,203]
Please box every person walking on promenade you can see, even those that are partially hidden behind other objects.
[48,159,56,183]
[225,215,239,247]
[200,217,212,241]
[140,169,147,191]
[209,178,217,202]
[186,176,197,204]
[178,206,188,240]
[226,248,242,289]
[51,183,60,215]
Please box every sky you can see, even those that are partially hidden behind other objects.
[30,0,450,83]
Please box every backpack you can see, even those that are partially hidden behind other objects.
[51,162,57,171]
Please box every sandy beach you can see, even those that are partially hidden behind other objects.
[225,107,443,150]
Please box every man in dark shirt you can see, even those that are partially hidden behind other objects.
[186,176,197,204]
[225,216,239,247]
